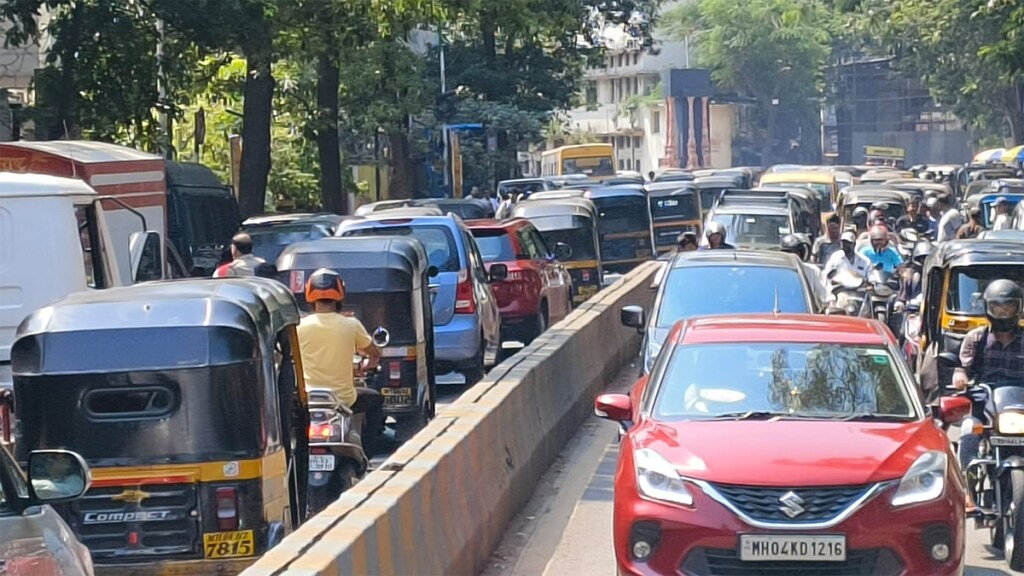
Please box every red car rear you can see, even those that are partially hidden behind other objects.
[468,219,574,343]
[597,314,967,576]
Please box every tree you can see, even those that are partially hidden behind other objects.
[849,0,1024,142]
[662,0,831,166]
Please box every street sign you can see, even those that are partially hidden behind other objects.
[864,145,905,159]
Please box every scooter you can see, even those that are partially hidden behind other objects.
[306,387,368,515]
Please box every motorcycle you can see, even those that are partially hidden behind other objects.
[939,352,1024,571]
[899,294,923,365]
[827,268,867,317]
[306,387,368,515]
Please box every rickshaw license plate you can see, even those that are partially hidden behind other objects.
[309,454,335,471]
[578,285,598,296]
[992,436,1024,446]
[382,387,413,404]
[203,530,255,559]
[739,535,846,562]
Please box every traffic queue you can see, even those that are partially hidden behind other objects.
[0,145,1022,575]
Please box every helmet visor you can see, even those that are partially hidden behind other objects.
[987,298,1022,320]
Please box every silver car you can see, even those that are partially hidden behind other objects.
[0,447,94,575]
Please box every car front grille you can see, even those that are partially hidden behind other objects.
[680,547,904,576]
[710,483,870,524]
[70,482,199,560]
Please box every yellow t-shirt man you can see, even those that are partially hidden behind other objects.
[296,312,373,407]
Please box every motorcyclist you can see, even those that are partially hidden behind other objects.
[823,230,870,280]
[297,268,389,455]
[955,206,984,239]
[677,230,698,252]
[895,197,930,235]
[952,280,1024,511]
[857,225,903,273]
[850,207,870,235]
[896,240,930,307]
[780,233,810,262]
[782,234,828,303]
[702,221,735,250]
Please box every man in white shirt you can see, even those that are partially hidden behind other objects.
[936,195,964,242]
[824,231,870,280]
[992,197,1012,231]
[213,233,266,278]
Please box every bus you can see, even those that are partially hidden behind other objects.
[540,144,616,182]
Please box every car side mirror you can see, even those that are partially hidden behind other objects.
[28,450,91,503]
[489,263,509,282]
[939,395,972,424]
[427,265,440,278]
[130,231,163,282]
[620,305,646,331]
[554,242,573,261]
[594,393,633,422]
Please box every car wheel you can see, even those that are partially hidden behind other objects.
[527,305,548,344]
[461,347,486,385]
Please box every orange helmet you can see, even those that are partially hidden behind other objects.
[305,268,345,303]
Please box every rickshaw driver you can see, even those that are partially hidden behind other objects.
[298,268,388,454]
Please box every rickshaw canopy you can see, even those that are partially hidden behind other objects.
[276,236,428,294]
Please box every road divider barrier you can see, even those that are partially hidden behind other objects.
[243,261,659,576]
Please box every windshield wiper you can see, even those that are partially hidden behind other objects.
[836,413,911,421]
[710,411,788,421]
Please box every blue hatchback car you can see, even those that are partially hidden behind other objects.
[337,214,504,384]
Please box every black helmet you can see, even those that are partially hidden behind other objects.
[983,279,1022,332]
[852,207,869,223]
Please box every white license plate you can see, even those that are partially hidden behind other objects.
[992,436,1024,446]
[739,535,846,562]
[309,454,335,472]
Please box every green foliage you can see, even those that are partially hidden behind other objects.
[662,0,831,163]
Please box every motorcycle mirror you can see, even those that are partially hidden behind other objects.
[372,327,390,348]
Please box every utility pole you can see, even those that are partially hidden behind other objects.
[155,17,172,158]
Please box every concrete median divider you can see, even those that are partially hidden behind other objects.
[244,261,660,576]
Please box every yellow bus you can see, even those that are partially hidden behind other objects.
[540,144,616,181]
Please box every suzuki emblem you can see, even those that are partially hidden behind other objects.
[778,491,806,518]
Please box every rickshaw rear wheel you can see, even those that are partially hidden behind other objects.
[396,409,429,443]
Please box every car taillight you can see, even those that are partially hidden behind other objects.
[215,487,238,530]
[455,271,476,314]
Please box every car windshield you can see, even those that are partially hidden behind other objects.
[343,224,461,272]
[657,266,808,327]
[562,157,615,177]
[471,230,518,262]
[248,226,325,262]
[653,343,916,420]
[593,196,649,234]
[650,193,699,221]
[710,213,790,247]
[947,266,1024,314]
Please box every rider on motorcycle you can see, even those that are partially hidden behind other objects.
[858,225,904,273]
[703,221,735,250]
[952,280,1024,510]
[297,268,388,455]
[782,234,828,303]
[824,231,870,280]
[896,240,931,308]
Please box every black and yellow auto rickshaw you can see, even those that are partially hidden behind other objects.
[583,185,655,274]
[10,278,309,575]
[693,174,745,219]
[753,186,824,238]
[276,236,436,441]
[510,198,603,304]
[643,181,701,255]
[836,186,913,229]
[918,239,1024,390]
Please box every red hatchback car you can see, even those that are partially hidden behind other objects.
[468,219,574,342]
[597,314,969,576]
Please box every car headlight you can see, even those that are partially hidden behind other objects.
[635,448,694,507]
[999,412,1024,434]
[644,339,662,373]
[892,451,946,507]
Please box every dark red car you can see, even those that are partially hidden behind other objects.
[467,219,574,342]
[597,314,968,576]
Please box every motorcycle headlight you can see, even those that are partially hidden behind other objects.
[998,412,1024,435]
[634,448,694,507]
[891,451,946,507]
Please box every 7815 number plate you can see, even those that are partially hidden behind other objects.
[203,530,255,558]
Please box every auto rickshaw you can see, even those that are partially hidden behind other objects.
[510,198,603,303]
[10,278,309,575]
[917,239,1024,391]
[276,236,436,441]
[963,192,1024,228]
[583,185,655,274]
[693,174,745,219]
[527,189,588,201]
[644,181,701,254]
[836,186,913,229]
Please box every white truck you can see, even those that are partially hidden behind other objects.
[0,172,162,398]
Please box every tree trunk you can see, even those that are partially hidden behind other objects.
[317,54,344,214]
[388,128,415,199]
[50,0,84,139]
[238,43,274,218]
[1003,87,1024,144]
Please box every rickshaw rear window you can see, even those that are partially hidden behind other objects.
[947,266,1024,314]
[537,228,596,260]
[650,194,698,221]
[592,197,649,234]
[85,386,177,419]
[12,327,255,374]
[342,225,460,273]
